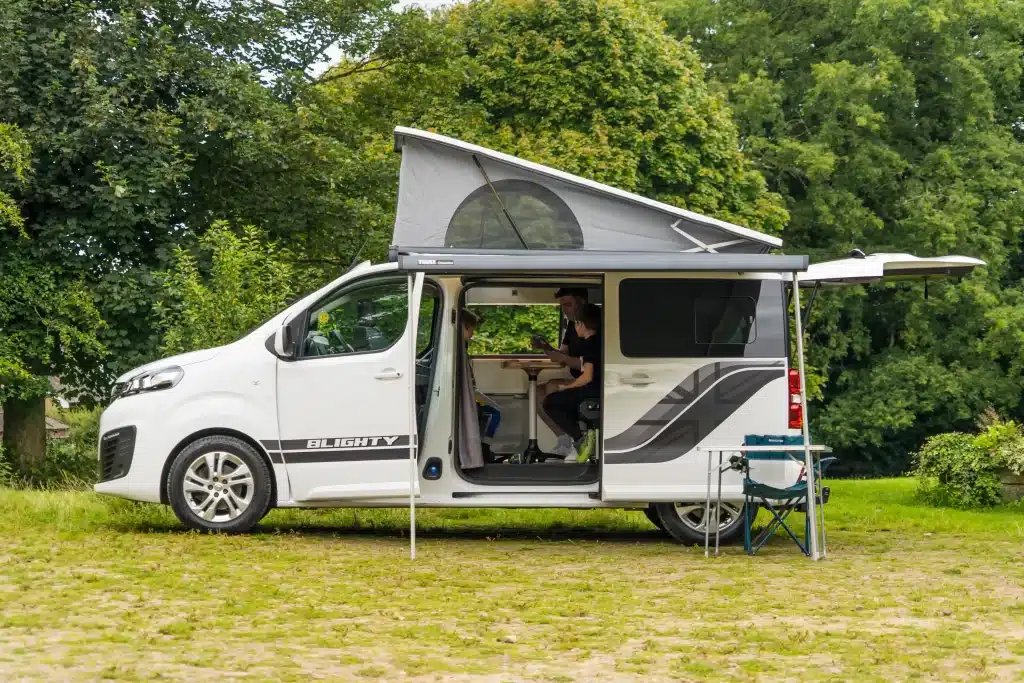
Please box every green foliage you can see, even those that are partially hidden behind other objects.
[0,0,420,394]
[1,407,101,489]
[156,222,296,356]
[315,0,789,253]
[914,413,1024,508]
[658,0,1024,474]
[0,122,29,233]
[467,305,561,356]
[0,122,107,404]
[53,406,102,468]
[0,444,14,488]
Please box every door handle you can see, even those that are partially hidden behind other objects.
[374,369,403,380]
[621,374,654,386]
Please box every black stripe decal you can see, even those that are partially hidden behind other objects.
[268,452,284,464]
[263,436,410,451]
[281,448,410,464]
[605,367,784,465]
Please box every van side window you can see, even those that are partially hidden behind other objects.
[303,279,409,358]
[694,297,757,345]
[618,279,783,359]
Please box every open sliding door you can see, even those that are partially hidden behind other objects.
[599,273,789,502]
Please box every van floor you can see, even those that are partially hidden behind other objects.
[461,461,598,485]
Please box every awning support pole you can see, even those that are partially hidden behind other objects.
[791,273,820,560]
[407,272,424,560]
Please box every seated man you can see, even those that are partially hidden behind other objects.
[540,303,601,462]
[531,287,590,457]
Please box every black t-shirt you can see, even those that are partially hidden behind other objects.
[561,322,584,377]
[578,334,601,396]
[562,320,601,391]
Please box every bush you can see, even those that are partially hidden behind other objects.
[0,443,14,488]
[914,415,1024,508]
[11,406,101,489]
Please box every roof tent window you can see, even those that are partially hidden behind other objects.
[445,179,584,250]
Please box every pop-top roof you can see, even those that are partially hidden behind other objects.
[392,127,783,254]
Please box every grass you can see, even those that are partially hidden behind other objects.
[0,479,1022,682]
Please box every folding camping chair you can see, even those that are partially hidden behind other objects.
[739,435,836,556]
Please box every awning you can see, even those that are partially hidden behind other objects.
[390,247,808,274]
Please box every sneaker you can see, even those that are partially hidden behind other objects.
[576,431,596,462]
[550,435,574,457]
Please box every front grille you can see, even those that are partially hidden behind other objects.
[99,427,137,482]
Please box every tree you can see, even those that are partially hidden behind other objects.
[0,0,423,465]
[309,0,789,271]
[0,124,106,473]
[155,222,299,356]
[657,0,1024,473]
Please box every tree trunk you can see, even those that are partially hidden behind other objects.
[2,395,46,476]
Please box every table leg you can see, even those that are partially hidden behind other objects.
[522,371,542,462]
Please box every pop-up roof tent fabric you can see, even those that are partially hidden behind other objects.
[392,127,783,254]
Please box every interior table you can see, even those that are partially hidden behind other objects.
[501,358,565,462]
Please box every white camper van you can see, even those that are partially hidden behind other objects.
[95,127,983,544]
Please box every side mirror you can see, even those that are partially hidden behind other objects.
[274,323,295,358]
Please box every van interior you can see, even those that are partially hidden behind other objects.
[454,278,603,485]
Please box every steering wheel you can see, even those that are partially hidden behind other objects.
[329,328,355,354]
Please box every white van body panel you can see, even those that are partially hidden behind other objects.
[96,262,399,506]
[274,271,422,502]
[94,252,979,516]
[96,331,284,503]
[600,272,794,501]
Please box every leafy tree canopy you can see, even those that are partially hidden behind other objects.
[311,0,790,256]
[0,0,425,393]
[657,0,1024,473]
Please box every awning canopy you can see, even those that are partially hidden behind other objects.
[392,127,783,255]
[797,253,986,286]
[391,247,808,274]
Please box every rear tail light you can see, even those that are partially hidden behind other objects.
[788,368,803,430]
[788,402,803,430]
[788,369,801,394]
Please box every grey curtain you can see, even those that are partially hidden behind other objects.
[458,343,485,470]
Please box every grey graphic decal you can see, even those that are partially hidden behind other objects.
[605,362,784,465]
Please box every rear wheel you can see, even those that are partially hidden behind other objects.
[651,501,752,545]
[167,436,273,533]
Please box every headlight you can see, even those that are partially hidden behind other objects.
[112,366,184,400]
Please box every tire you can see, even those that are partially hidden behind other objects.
[643,506,667,533]
[166,436,273,533]
[651,501,752,546]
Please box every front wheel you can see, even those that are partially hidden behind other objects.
[167,436,273,533]
[651,501,753,546]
